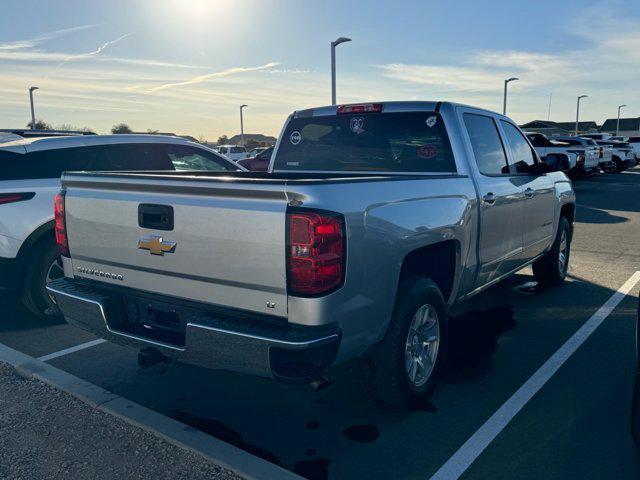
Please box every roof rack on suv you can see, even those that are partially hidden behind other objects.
[0,129,97,138]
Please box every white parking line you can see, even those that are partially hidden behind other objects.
[37,339,106,362]
[430,270,640,480]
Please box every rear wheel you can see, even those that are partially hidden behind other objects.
[20,235,63,317]
[533,216,571,287]
[365,277,447,411]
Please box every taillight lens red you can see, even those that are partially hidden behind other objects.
[336,103,383,114]
[0,192,35,205]
[599,146,604,158]
[287,211,345,296]
[54,191,69,256]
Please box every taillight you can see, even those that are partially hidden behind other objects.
[0,192,35,205]
[54,191,69,256]
[337,103,383,114]
[287,211,345,296]
[599,146,604,158]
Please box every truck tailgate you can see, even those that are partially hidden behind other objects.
[62,173,289,317]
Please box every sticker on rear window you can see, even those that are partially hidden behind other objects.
[290,131,301,145]
[426,116,438,128]
[350,117,365,134]
[418,145,438,159]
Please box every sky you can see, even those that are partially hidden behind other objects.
[1,0,639,140]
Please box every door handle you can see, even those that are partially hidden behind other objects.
[524,188,535,198]
[482,193,496,205]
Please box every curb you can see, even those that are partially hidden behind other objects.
[0,342,302,480]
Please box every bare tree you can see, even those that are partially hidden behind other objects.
[26,119,52,130]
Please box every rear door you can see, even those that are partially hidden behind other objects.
[499,121,556,261]
[461,111,524,285]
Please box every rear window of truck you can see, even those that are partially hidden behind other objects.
[273,111,456,173]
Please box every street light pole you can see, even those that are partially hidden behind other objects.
[331,37,351,106]
[239,104,247,147]
[575,95,588,136]
[616,104,627,137]
[502,77,518,115]
[29,86,39,130]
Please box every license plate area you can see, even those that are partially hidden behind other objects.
[115,297,192,348]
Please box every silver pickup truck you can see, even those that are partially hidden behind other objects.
[48,102,576,410]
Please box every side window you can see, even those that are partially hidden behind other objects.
[102,144,174,170]
[14,147,92,180]
[163,145,233,171]
[500,121,537,174]
[463,113,510,175]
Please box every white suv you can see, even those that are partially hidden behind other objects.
[216,145,249,162]
[0,134,241,317]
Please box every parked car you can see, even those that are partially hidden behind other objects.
[548,135,600,175]
[247,147,270,158]
[632,294,640,449]
[48,101,575,411]
[0,134,242,317]
[237,146,274,171]
[595,140,635,171]
[592,142,617,173]
[624,136,640,164]
[216,145,249,162]
[582,133,613,141]
[529,133,598,175]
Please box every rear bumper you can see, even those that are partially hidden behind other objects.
[47,278,341,383]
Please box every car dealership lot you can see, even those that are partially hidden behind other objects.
[1,168,639,480]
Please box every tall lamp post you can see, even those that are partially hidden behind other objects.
[239,104,247,147]
[502,77,518,115]
[331,37,351,105]
[616,104,627,137]
[29,86,39,130]
[575,95,588,136]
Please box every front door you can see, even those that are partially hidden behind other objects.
[499,121,556,260]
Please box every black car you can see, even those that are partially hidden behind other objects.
[633,293,640,448]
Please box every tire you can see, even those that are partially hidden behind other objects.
[20,235,64,317]
[365,276,447,411]
[532,216,571,287]
[612,156,625,172]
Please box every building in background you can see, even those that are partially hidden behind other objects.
[227,133,277,147]
[520,120,600,135]
[600,118,640,136]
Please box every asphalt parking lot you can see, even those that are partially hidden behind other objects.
[1,167,639,480]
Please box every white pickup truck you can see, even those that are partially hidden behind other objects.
[527,133,599,175]
[48,101,576,410]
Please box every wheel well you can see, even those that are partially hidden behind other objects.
[560,203,575,224]
[560,204,575,240]
[398,240,458,303]
[15,221,55,283]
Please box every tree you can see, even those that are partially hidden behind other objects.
[217,135,228,145]
[196,134,207,144]
[146,128,159,134]
[26,119,52,130]
[56,123,95,133]
[111,123,132,134]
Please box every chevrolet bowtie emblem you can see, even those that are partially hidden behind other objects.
[138,235,177,256]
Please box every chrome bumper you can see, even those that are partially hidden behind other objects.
[47,278,340,382]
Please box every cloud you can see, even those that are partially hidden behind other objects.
[0,24,99,51]
[56,33,131,66]
[149,62,281,92]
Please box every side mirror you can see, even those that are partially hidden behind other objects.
[543,153,568,172]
